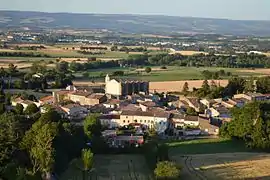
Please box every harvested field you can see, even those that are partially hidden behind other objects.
[60,154,151,180]
[172,153,270,180]
[170,50,208,55]
[149,80,229,93]
[238,68,270,75]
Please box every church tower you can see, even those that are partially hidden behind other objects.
[105,74,110,83]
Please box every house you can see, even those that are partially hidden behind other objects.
[68,91,91,105]
[200,99,220,108]
[60,104,88,119]
[199,117,220,135]
[179,96,201,112]
[120,107,170,134]
[233,93,266,101]
[39,95,54,105]
[99,114,121,128]
[85,93,107,106]
[52,90,71,103]
[105,74,149,96]
[12,97,40,110]
[172,114,200,128]
[206,104,231,122]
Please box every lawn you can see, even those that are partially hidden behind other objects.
[167,138,252,156]
[60,155,152,180]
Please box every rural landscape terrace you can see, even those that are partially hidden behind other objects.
[1,5,270,180]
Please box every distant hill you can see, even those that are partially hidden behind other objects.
[1,10,270,36]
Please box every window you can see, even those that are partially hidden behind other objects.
[144,120,146,123]
[126,116,128,118]
[159,122,162,125]
[128,120,130,123]
[148,120,150,123]
[140,120,142,123]
[123,120,125,123]
[134,120,137,123]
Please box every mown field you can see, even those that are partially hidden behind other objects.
[60,155,152,180]
[167,138,270,180]
[77,66,263,81]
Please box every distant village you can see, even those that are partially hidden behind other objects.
[10,74,269,148]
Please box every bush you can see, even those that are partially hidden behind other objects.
[154,161,181,179]
[160,66,167,69]
[145,67,152,73]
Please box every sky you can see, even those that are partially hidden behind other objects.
[1,0,270,20]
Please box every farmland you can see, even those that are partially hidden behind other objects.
[166,138,270,180]
[60,154,151,180]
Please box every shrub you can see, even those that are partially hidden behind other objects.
[154,161,181,179]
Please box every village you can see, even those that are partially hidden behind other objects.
[10,74,270,149]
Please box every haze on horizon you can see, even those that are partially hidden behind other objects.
[1,0,270,21]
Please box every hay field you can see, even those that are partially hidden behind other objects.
[149,80,229,93]
[172,153,270,180]
[60,155,151,180]
[170,50,208,55]
[238,68,270,75]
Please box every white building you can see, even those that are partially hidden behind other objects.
[105,74,149,96]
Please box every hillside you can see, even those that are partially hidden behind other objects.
[1,11,270,36]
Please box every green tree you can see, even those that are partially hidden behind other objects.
[24,104,39,115]
[154,161,181,179]
[0,103,5,114]
[15,103,24,115]
[186,107,198,116]
[0,114,19,166]
[20,120,58,179]
[56,61,69,73]
[83,114,102,139]
[81,148,94,180]
[244,77,255,93]
[145,67,152,73]
[182,82,189,95]
[256,76,270,94]
[8,63,17,76]
[201,80,210,92]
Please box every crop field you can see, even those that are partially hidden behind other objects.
[172,153,270,180]
[60,155,152,180]
[167,138,270,180]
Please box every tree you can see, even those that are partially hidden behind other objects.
[182,82,189,95]
[81,148,94,180]
[15,103,24,115]
[219,101,270,150]
[0,113,19,166]
[154,161,181,179]
[14,79,26,89]
[145,67,152,73]
[256,76,270,94]
[110,45,118,51]
[0,103,5,114]
[24,104,39,115]
[20,120,58,179]
[8,63,17,76]
[56,61,69,73]
[244,77,255,93]
[186,107,198,116]
[83,114,102,139]
[224,77,246,97]
[201,80,210,92]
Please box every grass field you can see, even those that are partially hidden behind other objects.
[79,66,262,82]
[173,153,270,180]
[167,138,251,156]
[167,138,270,180]
[60,155,152,180]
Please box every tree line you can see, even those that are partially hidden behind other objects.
[220,101,270,150]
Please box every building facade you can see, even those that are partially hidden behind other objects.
[105,74,149,96]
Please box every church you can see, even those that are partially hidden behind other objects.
[105,74,149,97]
